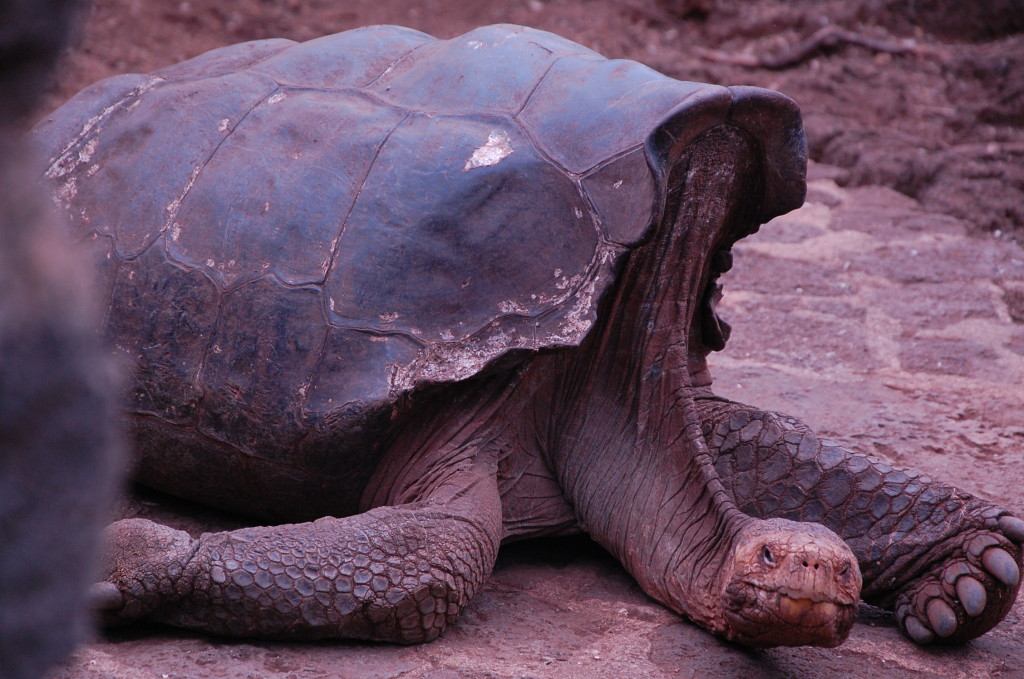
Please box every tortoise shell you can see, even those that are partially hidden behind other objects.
[34,24,804,518]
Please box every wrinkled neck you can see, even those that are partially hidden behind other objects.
[542,125,762,616]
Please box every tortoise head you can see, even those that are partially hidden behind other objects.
[714,518,862,647]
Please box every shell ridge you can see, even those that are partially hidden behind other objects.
[360,33,440,89]
[162,80,284,240]
[153,38,297,81]
[508,116,581,180]
[231,39,298,76]
[510,49,593,120]
[577,147,649,247]
[43,76,165,191]
[571,173,614,275]
[386,235,620,396]
[640,86,735,234]
[319,322,428,347]
[157,236,223,296]
[320,109,414,301]
[513,53,665,178]
[295,302,334,424]
[234,272,333,420]
[111,226,165,262]
[581,143,646,178]
[186,276,224,429]
[86,230,121,334]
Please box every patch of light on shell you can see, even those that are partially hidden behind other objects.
[464,131,513,171]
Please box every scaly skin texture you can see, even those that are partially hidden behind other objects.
[98,462,502,642]
[696,395,1024,644]
[720,520,861,647]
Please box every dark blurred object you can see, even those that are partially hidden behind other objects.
[0,1,122,679]
[0,0,89,121]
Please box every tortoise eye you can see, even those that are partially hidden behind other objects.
[762,545,776,566]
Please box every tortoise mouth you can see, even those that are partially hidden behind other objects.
[725,586,858,648]
[777,594,843,626]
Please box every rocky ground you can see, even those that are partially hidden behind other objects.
[39,1,1024,677]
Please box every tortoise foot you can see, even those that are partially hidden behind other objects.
[895,516,1024,644]
[90,518,195,626]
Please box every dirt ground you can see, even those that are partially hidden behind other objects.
[40,1,1024,677]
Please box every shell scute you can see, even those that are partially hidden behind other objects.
[516,55,721,174]
[51,71,279,258]
[304,328,423,418]
[197,277,327,461]
[35,72,153,169]
[107,241,221,425]
[324,113,599,349]
[249,26,432,90]
[581,147,658,246]
[154,38,296,81]
[167,89,406,288]
[367,24,594,116]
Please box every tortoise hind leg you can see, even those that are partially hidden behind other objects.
[695,396,1024,645]
[93,460,502,642]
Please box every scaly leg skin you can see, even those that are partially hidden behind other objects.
[91,462,502,642]
[696,396,1024,645]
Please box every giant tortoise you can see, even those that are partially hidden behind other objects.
[34,23,1024,648]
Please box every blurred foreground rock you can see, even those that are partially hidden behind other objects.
[0,1,122,678]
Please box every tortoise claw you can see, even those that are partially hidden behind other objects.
[981,547,1021,587]
[89,581,124,611]
[955,576,987,617]
[926,598,957,638]
[903,615,934,644]
[998,515,1024,544]
[896,527,1021,645]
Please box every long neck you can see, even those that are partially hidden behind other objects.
[541,125,761,622]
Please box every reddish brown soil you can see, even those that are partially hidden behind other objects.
[42,2,1024,678]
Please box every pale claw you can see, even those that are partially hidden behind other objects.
[89,581,124,611]
[981,548,1021,587]
[926,598,957,638]
[904,615,934,644]
[956,576,987,617]
[998,515,1024,544]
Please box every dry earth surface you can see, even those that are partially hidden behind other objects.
[38,1,1024,677]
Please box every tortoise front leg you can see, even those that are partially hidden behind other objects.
[92,461,502,642]
[695,396,1024,645]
